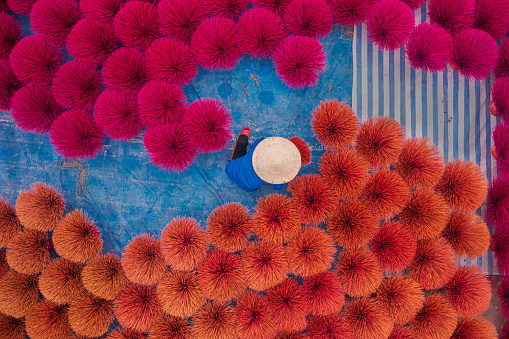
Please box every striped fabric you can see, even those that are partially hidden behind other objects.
[352,2,500,274]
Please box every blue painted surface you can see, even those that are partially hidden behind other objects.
[0,17,353,255]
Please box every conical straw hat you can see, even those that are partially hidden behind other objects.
[252,137,301,184]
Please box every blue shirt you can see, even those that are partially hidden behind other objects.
[225,138,284,192]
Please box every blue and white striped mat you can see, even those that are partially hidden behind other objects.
[352,3,500,275]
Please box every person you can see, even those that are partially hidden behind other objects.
[225,126,302,192]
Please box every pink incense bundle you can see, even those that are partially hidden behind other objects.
[499,276,509,320]
[49,109,105,160]
[253,0,291,17]
[400,0,425,9]
[427,0,475,35]
[6,0,37,15]
[328,0,376,26]
[406,23,453,73]
[492,229,509,275]
[451,28,498,81]
[158,0,205,43]
[30,0,82,46]
[496,37,509,79]
[283,0,333,39]
[102,47,151,92]
[492,77,509,120]
[473,0,509,40]
[503,324,509,339]
[10,83,63,135]
[93,88,142,141]
[143,123,197,172]
[366,0,415,51]
[0,12,20,60]
[9,35,62,85]
[273,35,326,89]
[145,37,198,86]
[486,176,509,226]
[493,123,509,175]
[237,8,286,59]
[113,1,160,51]
[80,0,126,24]
[202,0,247,19]
[182,98,233,153]
[191,16,241,71]
[66,17,118,67]
[0,60,21,111]
[138,80,187,127]
[52,60,102,110]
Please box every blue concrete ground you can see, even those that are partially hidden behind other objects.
[0,16,353,255]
